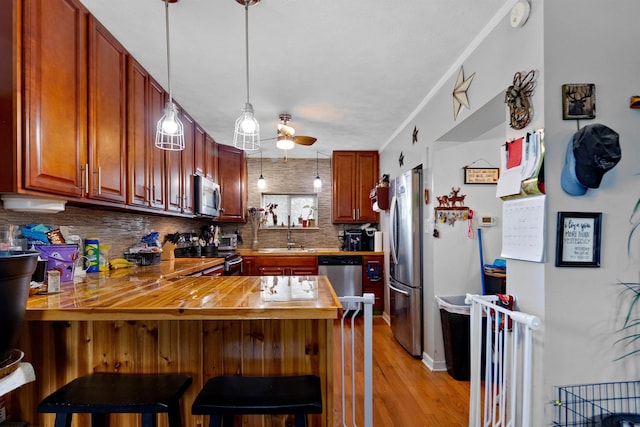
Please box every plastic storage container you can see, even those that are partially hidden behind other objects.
[436,295,472,381]
[33,244,79,282]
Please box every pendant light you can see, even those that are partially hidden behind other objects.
[233,0,260,151]
[155,0,185,151]
[313,152,322,192]
[257,151,266,189]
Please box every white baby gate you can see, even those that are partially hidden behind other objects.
[338,294,374,427]
[466,294,541,427]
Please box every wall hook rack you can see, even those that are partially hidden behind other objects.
[434,187,470,226]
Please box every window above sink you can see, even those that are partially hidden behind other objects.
[261,193,318,229]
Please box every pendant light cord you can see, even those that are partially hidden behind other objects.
[164,0,173,101]
[244,0,250,104]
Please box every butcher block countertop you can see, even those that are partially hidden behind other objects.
[25,258,342,322]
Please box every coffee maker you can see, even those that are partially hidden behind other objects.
[360,228,376,251]
[345,230,362,251]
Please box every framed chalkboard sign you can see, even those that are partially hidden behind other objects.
[464,167,500,184]
[555,211,602,267]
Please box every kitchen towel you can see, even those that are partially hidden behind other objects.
[374,231,383,252]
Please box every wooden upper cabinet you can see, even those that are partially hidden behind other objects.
[181,111,195,215]
[23,0,88,197]
[126,57,151,208]
[87,17,127,204]
[332,151,379,223]
[217,144,246,222]
[204,134,218,181]
[148,78,167,210]
[194,124,206,176]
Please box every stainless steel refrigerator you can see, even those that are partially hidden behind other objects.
[389,167,423,356]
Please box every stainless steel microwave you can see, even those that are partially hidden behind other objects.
[193,175,220,218]
[218,234,238,251]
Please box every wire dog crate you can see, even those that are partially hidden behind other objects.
[554,381,640,426]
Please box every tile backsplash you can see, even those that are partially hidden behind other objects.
[0,159,376,257]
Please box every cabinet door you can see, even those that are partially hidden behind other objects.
[217,144,246,222]
[354,152,379,222]
[148,78,166,210]
[23,0,87,197]
[194,124,206,176]
[181,112,195,215]
[363,255,384,312]
[331,151,357,222]
[87,17,127,204]
[126,57,151,208]
[242,256,256,276]
[205,134,218,180]
[332,151,379,223]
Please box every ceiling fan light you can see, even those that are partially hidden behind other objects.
[155,101,185,151]
[276,134,295,150]
[233,102,260,151]
[277,123,295,137]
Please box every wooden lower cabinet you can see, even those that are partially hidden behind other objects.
[363,255,384,313]
[254,256,318,276]
[15,319,333,427]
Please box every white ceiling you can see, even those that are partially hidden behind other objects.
[80,0,511,159]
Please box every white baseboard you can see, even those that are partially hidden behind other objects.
[422,353,447,372]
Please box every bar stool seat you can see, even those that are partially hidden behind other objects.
[38,373,192,427]
[192,375,322,427]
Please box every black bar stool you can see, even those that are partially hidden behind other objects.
[38,373,192,427]
[192,375,322,427]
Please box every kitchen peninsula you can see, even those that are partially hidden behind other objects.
[12,259,342,427]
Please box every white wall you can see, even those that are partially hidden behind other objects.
[381,0,640,425]
[541,0,640,423]
[380,0,544,368]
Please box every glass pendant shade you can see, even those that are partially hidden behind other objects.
[155,0,184,151]
[313,152,322,192]
[233,102,260,151]
[233,0,260,151]
[276,134,295,150]
[257,174,266,189]
[155,101,185,151]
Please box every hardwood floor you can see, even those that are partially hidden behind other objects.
[333,316,470,426]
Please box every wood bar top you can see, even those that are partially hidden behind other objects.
[25,258,342,322]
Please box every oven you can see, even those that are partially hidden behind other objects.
[224,255,243,276]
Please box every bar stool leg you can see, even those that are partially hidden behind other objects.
[90,413,108,427]
[166,405,182,427]
[54,414,72,427]
[141,413,157,427]
[294,414,308,427]
[207,414,224,427]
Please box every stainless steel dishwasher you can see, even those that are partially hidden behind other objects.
[317,255,362,297]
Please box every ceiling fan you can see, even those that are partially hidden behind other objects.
[266,113,317,150]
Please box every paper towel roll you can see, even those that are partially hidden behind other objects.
[374,231,383,252]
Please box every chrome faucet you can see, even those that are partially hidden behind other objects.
[287,215,295,249]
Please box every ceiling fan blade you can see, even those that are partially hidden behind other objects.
[293,136,317,146]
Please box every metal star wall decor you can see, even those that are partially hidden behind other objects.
[399,152,404,167]
[412,126,419,144]
[452,66,475,120]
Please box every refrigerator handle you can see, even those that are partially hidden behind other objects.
[389,195,398,265]
[389,282,409,296]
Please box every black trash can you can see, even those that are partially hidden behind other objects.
[436,295,472,381]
